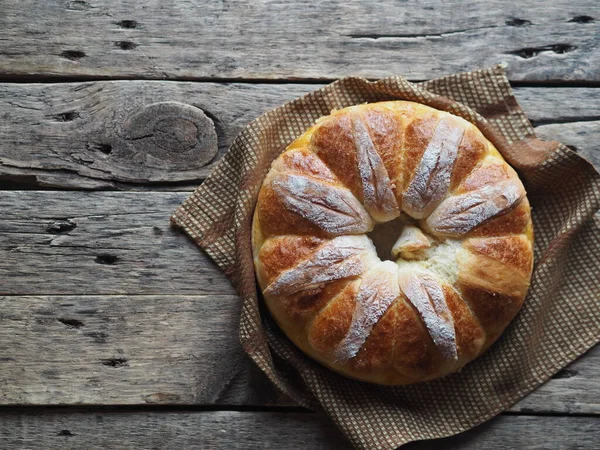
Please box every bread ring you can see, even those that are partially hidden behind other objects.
[252,101,534,385]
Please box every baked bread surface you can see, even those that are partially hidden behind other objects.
[252,101,534,385]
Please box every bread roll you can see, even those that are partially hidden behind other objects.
[252,101,534,385]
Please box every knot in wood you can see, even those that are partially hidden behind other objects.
[152,117,198,153]
[122,102,218,170]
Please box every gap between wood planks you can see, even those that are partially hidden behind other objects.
[1,74,600,87]
[0,404,598,417]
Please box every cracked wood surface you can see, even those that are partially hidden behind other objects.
[0,191,598,414]
[0,0,598,81]
[0,82,598,189]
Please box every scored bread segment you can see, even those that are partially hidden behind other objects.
[253,101,534,385]
[402,117,465,219]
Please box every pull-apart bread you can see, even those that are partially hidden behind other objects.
[252,101,534,385]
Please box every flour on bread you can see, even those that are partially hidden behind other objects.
[334,261,400,362]
[403,118,464,219]
[272,173,374,235]
[352,117,400,222]
[398,270,458,360]
[427,180,524,236]
[264,235,376,296]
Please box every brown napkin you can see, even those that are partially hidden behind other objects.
[171,66,600,449]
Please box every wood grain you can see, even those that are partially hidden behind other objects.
[1,411,599,450]
[0,410,350,450]
[1,1,598,82]
[0,82,598,189]
[0,295,285,406]
[1,190,598,411]
[0,292,598,413]
[0,191,236,295]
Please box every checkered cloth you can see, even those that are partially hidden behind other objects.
[172,66,600,449]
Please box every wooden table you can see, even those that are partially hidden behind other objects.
[1,1,599,448]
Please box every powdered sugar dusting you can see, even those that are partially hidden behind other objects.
[427,180,524,236]
[334,261,400,362]
[352,117,400,223]
[398,270,457,360]
[264,235,376,297]
[403,118,464,219]
[272,174,374,235]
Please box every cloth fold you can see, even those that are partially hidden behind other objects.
[171,66,600,449]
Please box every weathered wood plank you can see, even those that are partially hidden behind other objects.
[0,82,599,189]
[0,293,598,413]
[1,191,599,411]
[0,410,350,450]
[0,191,236,295]
[0,295,284,406]
[535,121,600,169]
[1,1,598,82]
[1,411,599,450]
[0,82,308,188]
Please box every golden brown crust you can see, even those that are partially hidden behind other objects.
[399,114,440,194]
[351,298,397,372]
[257,182,328,238]
[455,283,524,339]
[252,101,534,385]
[282,279,354,321]
[443,285,486,361]
[464,235,533,276]
[469,200,531,238]
[277,147,338,183]
[311,114,363,200]
[308,281,359,356]
[451,128,488,190]
[392,297,445,379]
[456,160,512,194]
[257,235,323,285]
[360,107,406,204]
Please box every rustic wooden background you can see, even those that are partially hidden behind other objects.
[1,1,599,448]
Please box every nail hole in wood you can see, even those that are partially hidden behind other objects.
[569,15,594,23]
[117,20,138,29]
[153,226,163,236]
[552,43,577,54]
[95,253,118,265]
[87,143,112,155]
[115,41,137,50]
[511,44,577,59]
[552,368,578,379]
[57,430,75,437]
[46,219,77,234]
[505,18,531,27]
[60,50,86,61]
[101,358,128,368]
[57,318,85,329]
[55,111,80,122]
[515,47,538,58]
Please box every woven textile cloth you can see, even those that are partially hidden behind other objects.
[171,66,600,449]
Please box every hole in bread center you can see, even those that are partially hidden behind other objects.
[367,216,412,262]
